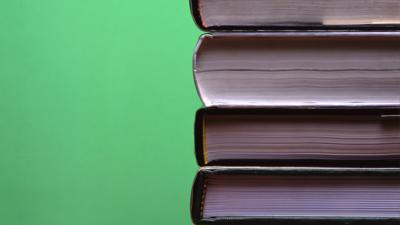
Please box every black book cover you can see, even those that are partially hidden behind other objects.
[189,0,400,31]
[194,107,400,167]
[191,167,400,225]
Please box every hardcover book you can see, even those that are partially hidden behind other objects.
[188,2,400,225]
[191,167,400,225]
[190,0,400,31]
[195,107,400,166]
[193,32,400,108]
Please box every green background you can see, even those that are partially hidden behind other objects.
[0,1,201,224]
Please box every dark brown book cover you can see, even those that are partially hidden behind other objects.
[194,107,400,167]
[190,0,400,31]
[191,167,400,225]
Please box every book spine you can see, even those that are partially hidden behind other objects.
[189,0,206,31]
[193,34,210,108]
[190,169,206,224]
[194,108,206,166]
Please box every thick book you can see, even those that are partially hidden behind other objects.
[193,32,400,108]
[194,107,400,167]
[191,167,400,225]
[190,0,400,31]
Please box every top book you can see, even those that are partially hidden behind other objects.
[190,0,400,31]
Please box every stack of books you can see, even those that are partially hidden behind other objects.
[188,0,400,224]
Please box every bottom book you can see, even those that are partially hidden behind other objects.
[191,167,400,225]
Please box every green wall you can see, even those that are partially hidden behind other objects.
[0,1,201,224]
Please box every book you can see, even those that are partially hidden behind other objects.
[193,32,400,108]
[191,167,400,225]
[190,0,400,31]
[195,107,400,167]
[189,2,400,225]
